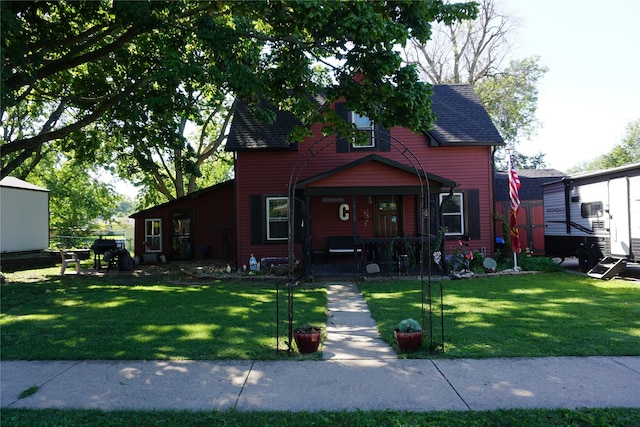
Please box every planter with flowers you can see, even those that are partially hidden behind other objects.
[394,318,423,352]
[293,324,323,354]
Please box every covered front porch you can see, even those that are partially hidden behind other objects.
[290,155,457,277]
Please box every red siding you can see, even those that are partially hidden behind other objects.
[234,121,496,264]
[132,183,236,264]
[308,162,430,188]
[495,200,546,255]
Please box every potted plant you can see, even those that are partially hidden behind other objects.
[293,324,323,354]
[394,318,423,352]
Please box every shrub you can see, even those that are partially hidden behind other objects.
[396,318,423,332]
[519,256,564,272]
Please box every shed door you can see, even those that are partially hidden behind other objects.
[608,178,630,257]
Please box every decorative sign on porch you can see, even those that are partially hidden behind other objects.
[339,203,350,221]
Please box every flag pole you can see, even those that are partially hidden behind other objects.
[507,150,521,271]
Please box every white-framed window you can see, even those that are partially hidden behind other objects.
[145,218,162,252]
[350,111,375,148]
[266,197,288,240]
[440,193,464,235]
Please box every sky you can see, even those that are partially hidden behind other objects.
[500,0,640,172]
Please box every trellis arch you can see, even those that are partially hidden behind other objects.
[276,131,446,355]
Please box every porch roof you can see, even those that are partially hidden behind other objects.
[295,154,457,196]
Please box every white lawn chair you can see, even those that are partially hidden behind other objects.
[60,250,81,275]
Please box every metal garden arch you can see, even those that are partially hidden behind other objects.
[276,131,446,355]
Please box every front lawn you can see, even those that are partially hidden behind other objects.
[0,267,326,360]
[360,272,640,358]
[2,267,639,360]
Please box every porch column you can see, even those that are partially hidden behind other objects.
[304,194,312,276]
[352,195,359,270]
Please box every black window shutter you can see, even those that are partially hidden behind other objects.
[467,189,481,240]
[335,103,350,153]
[294,199,304,244]
[250,195,264,245]
[377,126,390,152]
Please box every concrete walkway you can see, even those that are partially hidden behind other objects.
[323,282,396,359]
[2,282,640,412]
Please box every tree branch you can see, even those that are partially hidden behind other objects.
[1,78,149,178]
[5,26,139,92]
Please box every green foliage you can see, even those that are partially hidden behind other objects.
[445,243,483,272]
[396,318,422,332]
[18,386,39,399]
[478,57,549,169]
[2,0,478,189]
[3,408,639,427]
[26,156,121,237]
[570,118,640,173]
[468,250,485,273]
[518,255,564,273]
[478,57,548,144]
[384,238,417,270]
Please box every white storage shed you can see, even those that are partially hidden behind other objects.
[0,177,50,253]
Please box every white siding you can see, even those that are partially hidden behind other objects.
[630,175,640,241]
[543,182,567,236]
[0,184,49,252]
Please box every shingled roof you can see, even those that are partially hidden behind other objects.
[494,169,566,201]
[226,100,303,151]
[226,84,503,151]
[428,84,504,146]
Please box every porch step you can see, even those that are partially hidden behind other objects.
[587,256,627,280]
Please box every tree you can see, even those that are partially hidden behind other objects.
[476,56,548,169]
[26,154,121,237]
[601,119,640,168]
[403,0,548,168]
[2,0,479,186]
[569,119,640,172]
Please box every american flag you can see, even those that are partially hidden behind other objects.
[508,154,521,252]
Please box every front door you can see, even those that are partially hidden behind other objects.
[375,196,401,238]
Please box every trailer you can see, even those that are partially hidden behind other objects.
[543,163,640,279]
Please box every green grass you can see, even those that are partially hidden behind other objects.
[1,267,326,360]
[2,267,640,425]
[2,408,639,427]
[360,272,640,358]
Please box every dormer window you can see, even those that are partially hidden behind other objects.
[350,112,376,148]
[336,103,390,153]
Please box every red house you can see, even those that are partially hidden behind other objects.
[131,84,503,274]
[130,181,236,264]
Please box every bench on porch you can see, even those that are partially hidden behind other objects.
[328,236,362,257]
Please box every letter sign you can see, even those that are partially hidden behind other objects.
[339,203,350,221]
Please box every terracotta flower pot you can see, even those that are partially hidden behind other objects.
[394,330,423,352]
[294,328,322,354]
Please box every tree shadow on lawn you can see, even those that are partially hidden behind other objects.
[0,272,327,360]
[361,273,640,358]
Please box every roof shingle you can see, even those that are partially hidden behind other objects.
[226,84,504,151]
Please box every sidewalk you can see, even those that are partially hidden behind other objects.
[2,283,639,412]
